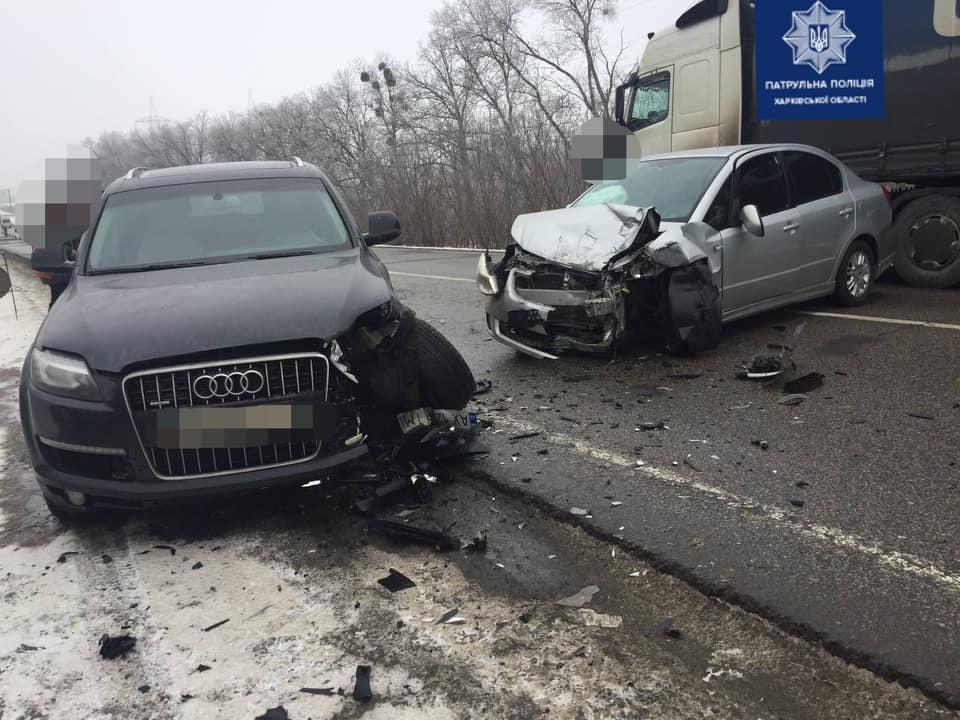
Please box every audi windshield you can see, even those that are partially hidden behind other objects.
[86,178,353,274]
[574,157,726,222]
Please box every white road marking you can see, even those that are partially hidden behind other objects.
[796,310,960,331]
[391,271,475,284]
[497,415,960,593]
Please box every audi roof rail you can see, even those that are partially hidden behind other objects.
[291,156,304,167]
[124,167,149,180]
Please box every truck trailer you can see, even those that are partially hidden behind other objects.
[614,0,960,287]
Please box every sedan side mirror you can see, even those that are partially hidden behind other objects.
[740,205,765,237]
[363,211,402,246]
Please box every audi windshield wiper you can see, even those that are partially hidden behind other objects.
[90,260,212,275]
[245,250,320,261]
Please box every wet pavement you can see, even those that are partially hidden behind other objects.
[376,245,960,707]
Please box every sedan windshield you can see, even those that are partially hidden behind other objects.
[87,178,352,273]
[574,157,727,222]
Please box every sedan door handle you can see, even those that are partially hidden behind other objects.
[839,208,854,218]
[782,223,801,232]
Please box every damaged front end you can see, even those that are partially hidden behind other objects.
[479,204,722,359]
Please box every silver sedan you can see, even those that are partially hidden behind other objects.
[478,144,893,359]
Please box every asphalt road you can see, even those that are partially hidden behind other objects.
[375,244,960,706]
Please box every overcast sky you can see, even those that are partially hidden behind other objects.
[0,0,682,197]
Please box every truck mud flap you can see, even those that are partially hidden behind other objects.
[668,261,721,353]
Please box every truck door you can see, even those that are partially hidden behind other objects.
[624,70,673,157]
[721,151,802,311]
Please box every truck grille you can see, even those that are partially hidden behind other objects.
[123,353,357,480]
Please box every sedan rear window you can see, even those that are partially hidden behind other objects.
[87,178,351,273]
[574,157,726,222]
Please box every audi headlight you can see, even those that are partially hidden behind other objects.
[30,348,101,401]
[477,252,499,296]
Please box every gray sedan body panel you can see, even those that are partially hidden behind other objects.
[481,143,893,358]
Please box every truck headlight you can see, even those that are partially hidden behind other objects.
[477,252,499,296]
[30,348,101,401]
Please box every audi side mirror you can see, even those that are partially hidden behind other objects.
[363,211,402,246]
[31,247,74,283]
[740,205,765,237]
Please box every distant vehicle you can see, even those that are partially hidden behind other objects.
[478,144,892,360]
[22,160,474,519]
[613,0,960,288]
[0,212,14,238]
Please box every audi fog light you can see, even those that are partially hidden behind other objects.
[477,253,499,296]
[30,348,101,401]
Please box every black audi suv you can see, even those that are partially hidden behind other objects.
[21,160,474,519]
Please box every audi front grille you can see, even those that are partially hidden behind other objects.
[122,352,356,480]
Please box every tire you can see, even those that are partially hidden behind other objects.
[413,318,476,410]
[892,195,960,289]
[833,239,876,307]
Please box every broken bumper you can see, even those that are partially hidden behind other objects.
[482,263,620,360]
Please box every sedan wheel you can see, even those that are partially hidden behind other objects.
[845,249,873,299]
[833,240,875,307]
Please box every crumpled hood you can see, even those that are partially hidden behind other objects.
[36,250,393,373]
[510,204,660,272]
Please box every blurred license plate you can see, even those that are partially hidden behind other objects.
[153,403,333,449]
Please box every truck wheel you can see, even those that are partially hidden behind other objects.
[833,240,876,307]
[414,318,476,410]
[892,196,960,288]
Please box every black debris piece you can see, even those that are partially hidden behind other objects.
[394,425,490,463]
[519,612,531,624]
[463,530,488,553]
[98,634,136,659]
[509,432,541,442]
[834,370,848,376]
[907,412,935,421]
[778,394,808,406]
[521,477,533,483]
[559,416,581,424]
[101,554,113,564]
[56,551,79,564]
[660,618,682,639]
[437,608,460,624]
[196,664,212,673]
[789,499,806,508]
[202,618,230,632]
[17,644,39,652]
[192,561,203,570]
[354,474,412,514]
[562,374,592,383]
[796,481,810,489]
[784,372,824,394]
[352,665,373,702]
[639,421,666,431]
[180,694,195,702]
[373,520,460,551]
[153,545,177,555]
[672,372,705,380]
[682,457,702,473]
[300,687,335,696]
[473,380,493,396]
[255,706,289,720]
[742,323,806,378]
[751,440,769,451]
[137,550,151,555]
[377,569,416,593]
[537,449,549,455]
[138,684,150,693]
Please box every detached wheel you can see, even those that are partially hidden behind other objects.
[413,318,476,410]
[892,196,960,288]
[834,240,876,307]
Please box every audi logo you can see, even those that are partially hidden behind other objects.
[192,370,265,400]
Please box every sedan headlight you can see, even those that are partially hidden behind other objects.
[477,252,499,296]
[30,348,101,400]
